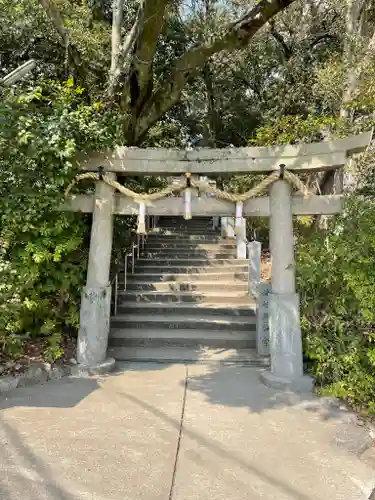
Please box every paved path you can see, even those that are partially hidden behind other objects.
[0,363,374,500]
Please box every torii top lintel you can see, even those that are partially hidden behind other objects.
[80,131,372,175]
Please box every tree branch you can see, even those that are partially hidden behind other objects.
[108,0,124,94]
[38,0,82,73]
[129,0,170,112]
[122,8,143,73]
[107,5,143,98]
[269,21,292,59]
[310,32,336,49]
[134,0,296,141]
[202,63,218,147]
[340,0,375,119]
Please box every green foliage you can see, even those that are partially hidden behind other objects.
[250,114,349,146]
[0,79,118,360]
[0,0,110,91]
[297,197,375,414]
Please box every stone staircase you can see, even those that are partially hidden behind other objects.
[108,216,265,364]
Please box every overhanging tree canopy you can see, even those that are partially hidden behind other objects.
[38,0,296,144]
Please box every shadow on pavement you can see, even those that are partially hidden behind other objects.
[0,417,72,500]
[0,377,99,410]
[185,362,349,422]
[113,359,347,421]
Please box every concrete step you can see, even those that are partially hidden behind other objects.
[157,219,213,223]
[157,222,214,226]
[160,221,215,223]
[158,217,213,221]
[107,346,268,364]
[146,235,226,242]
[109,329,255,349]
[124,281,248,292]
[159,221,212,224]
[159,216,211,219]
[115,302,256,317]
[136,258,247,267]
[158,216,211,220]
[144,239,232,246]
[143,243,236,250]
[141,250,237,258]
[156,227,215,232]
[155,233,217,236]
[117,291,253,304]
[148,231,221,237]
[130,265,248,274]
[111,314,256,331]
[155,224,218,228]
[154,229,217,233]
[124,272,248,282]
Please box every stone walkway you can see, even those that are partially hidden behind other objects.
[0,363,374,500]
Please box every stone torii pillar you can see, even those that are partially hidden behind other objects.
[260,180,313,392]
[76,173,116,372]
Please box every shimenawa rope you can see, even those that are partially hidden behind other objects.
[65,169,311,233]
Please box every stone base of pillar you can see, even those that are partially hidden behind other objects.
[260,370,314,392]
[77,285,112,366]
[260,292,314,392]
[71,357,116,377]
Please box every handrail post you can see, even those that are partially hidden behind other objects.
[247,240,270,357]
[222,217,235,239]
[236,217,247,259]
[124,254,128,290]
[247,240,261,296]
[132,243,135,274]
[256,282,271,357]
[114,274,118,316]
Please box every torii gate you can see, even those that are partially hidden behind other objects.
[62,131,371,390]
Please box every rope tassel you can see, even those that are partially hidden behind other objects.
[184,188,192,220]
[137,201,146,234]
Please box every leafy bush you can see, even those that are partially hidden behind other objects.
[0,79,118,361]
[297,197,375,414]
